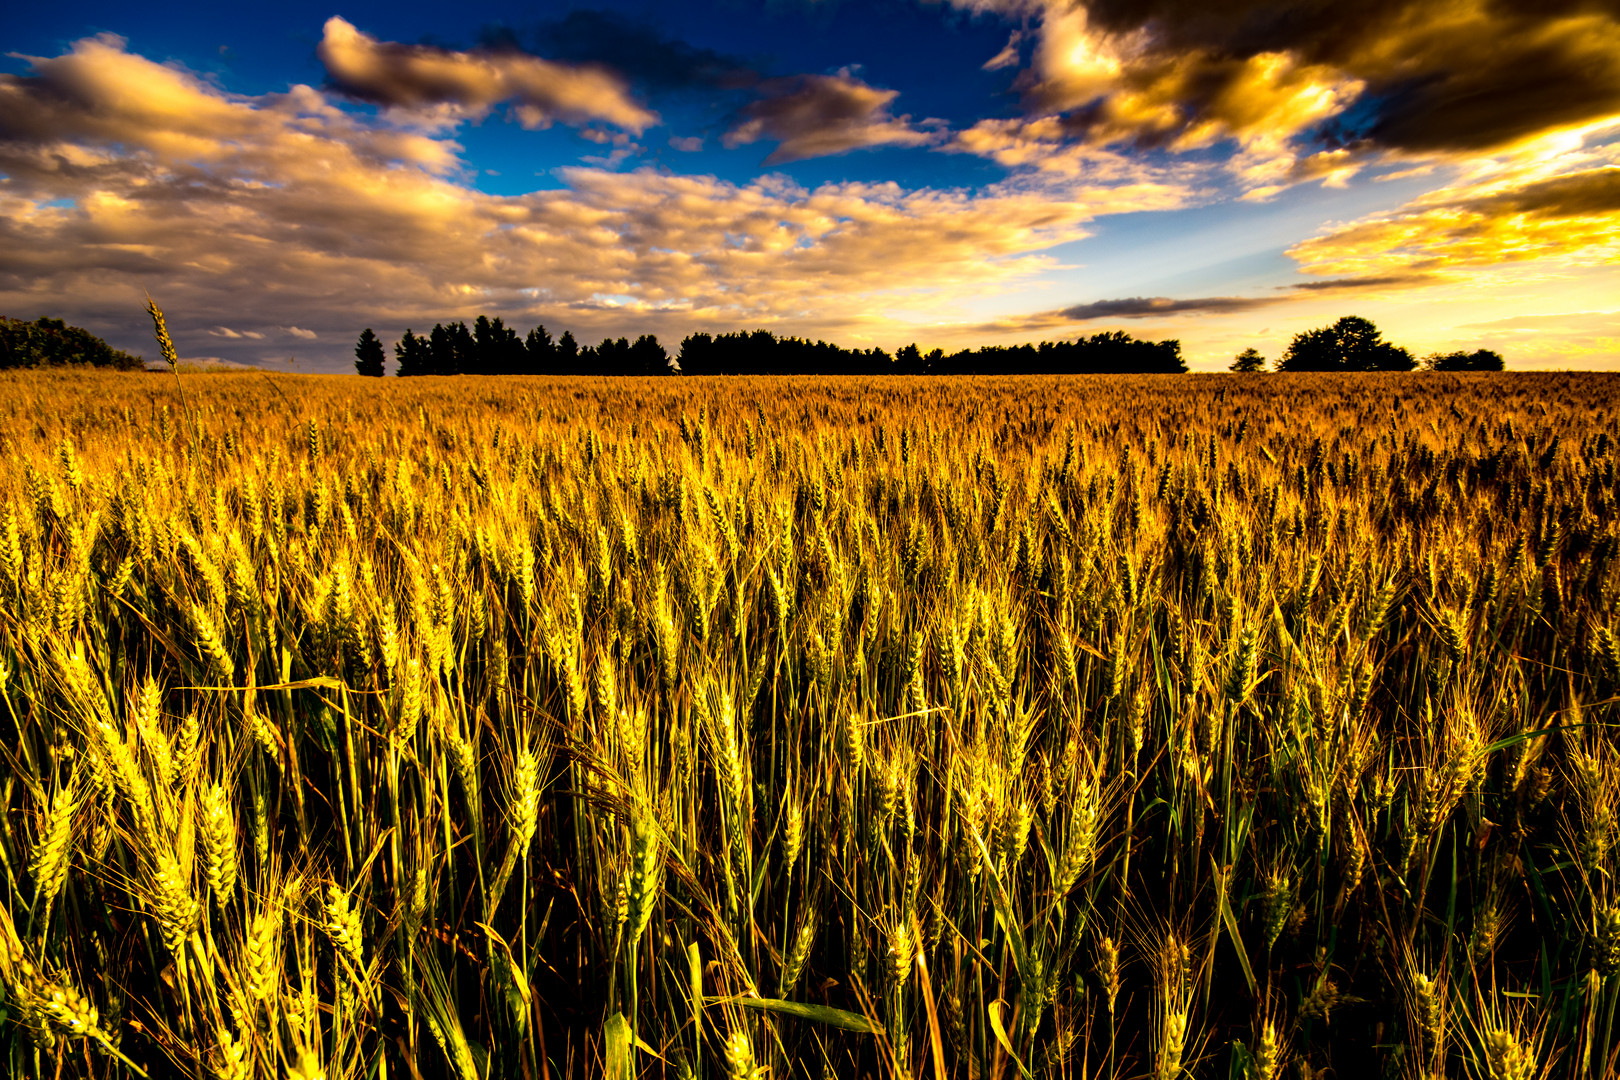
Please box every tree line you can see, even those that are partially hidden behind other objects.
[1229,316,1506,372]
[355,319,1188,376]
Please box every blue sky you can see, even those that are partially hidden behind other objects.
[4,0,1618,370]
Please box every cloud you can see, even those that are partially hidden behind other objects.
[284,326,317,340]
[1458,167,1620,219]
[959,270,1447,337]
[1059,295,1273,319]
[947,0,1620,189]
[1288,164,1620,278]
[526,10,756,93]
[669,136,704,152]
[316,16,657,132]
[208,326,264,339]
[983,31,1025,71]
[0,33,1194,369]
[1281,273,1441,292]
[722,72,946,164]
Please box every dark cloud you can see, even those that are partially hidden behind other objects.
[1059,295,1274,319]
[1283,273,1441,291]
[1456,167,1620,218]
[981,272,1443,334]
[522,11,758,93]
[722,73,944,164]
[1025,0,1620,156]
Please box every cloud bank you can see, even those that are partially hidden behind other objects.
[0,33,1187,366]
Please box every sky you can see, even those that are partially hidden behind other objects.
[3,0,1618,372]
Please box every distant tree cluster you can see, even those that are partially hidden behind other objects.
[678,329,1187,375]
[677,331,901,375]
[360,317,670,376]
[1422,348,1506,371]
[1,315,144,370]
[1229,316,1507,372]
[359,319,1185,376]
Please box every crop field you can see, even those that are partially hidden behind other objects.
[0,369,1617,1080]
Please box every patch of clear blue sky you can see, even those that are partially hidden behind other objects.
[960,167,1459,318]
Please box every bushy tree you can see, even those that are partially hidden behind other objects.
[1230,347,1266,372]
[470,315,526,374]
[426,322,475,375]
[524,325,554,373]
[0,315,144,370]
[628,334,669,375]
[1278,316,1414,371]
[353,328,386,376]
[394,329,429,376]
[1424,348,1505,371]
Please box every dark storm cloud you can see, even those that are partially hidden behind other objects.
[722,73,944,164]
[522,10,758,93]
[1016,0,1620,156]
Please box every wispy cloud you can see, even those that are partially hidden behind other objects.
[958,271,1447,336]
[1059,295,1273,319]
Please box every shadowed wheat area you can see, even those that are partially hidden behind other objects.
[0,370,1617,1080]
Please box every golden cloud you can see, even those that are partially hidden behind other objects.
[1289,165,1620,278]
[316,17,657,133]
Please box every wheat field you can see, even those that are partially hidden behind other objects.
[0,368,1616,1080]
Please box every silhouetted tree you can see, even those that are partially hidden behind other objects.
[471,315,525,374]
[557,331,578,370]
[1230,347,1266,372]
[428,322,475,375]
[629,334,669,375]
[1424,348,1505,371]
[525,325,554,373]
[591,337,631,374]
[354,328,386,377]
[676,328,1184,375]
[394,329,430,376]
[1277,316,1414,371]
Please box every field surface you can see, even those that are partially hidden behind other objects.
[0,371,1617,1080]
